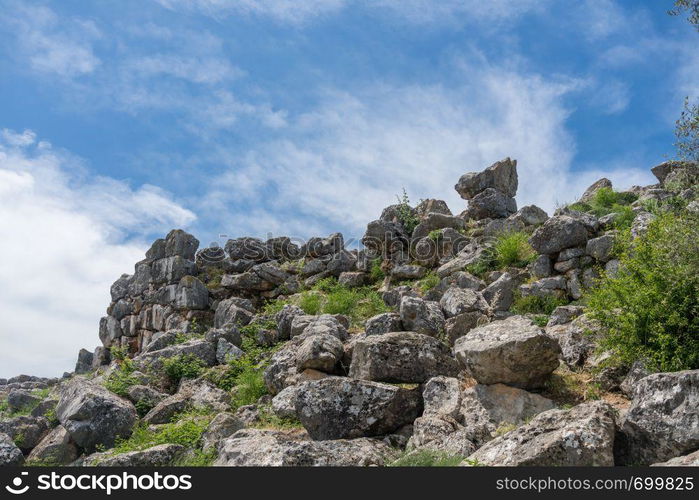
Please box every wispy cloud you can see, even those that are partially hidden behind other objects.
[1,1,101,78]
[0,129,196,378]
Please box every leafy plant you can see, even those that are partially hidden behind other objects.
[395,188,420,235]
[112,410,212,455]
[369,258,385,282]
[586,211,699,371]
[428,229,443,241]
[511,293,567,315]
[568,187,637,229]
[417,272,440,293]
[493,231,536,268]
[230,357,267,409]
[104,358,139,397]
[299,292,323,315]
[163,354,206,384]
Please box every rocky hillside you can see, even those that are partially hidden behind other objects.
[1,158,698,467]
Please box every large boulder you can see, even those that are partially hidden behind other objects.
[296,334,344,373]
[215,429,393,466]
[546,315,600,368]
[201,413,245,453]
[0,416,50,453]
[349,332,459,383]
[27,426,79,465]
[214,298,254,328]
[439,287,488,318]
[135,339,217,371]
[455,158,518,199]
[295,378,422,440]
[579,178,612,203]
[365,312,403,336]
[529,216,589,255]
[616,370,699,465]
[652,450,699,467]
[467,188,517,220]
[453,316,561,389]
[399,296,445,337]
[465,402,616,466]
[55,379,137,452]
[0,433,24,466]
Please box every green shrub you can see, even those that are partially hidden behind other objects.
[493,232,536,268]
[104,358,139,397]
[428,229,443,241]
[417,272,440,293]
[110,346,128,362]
[568,187,638,227]
[389,449,466,467]
[512,293,567,315]
[586,211,699,371]
[532,314,550,327]
[113,411,212,455]
[395,189,420,235]
[369,259,386,282]
[173,449,217,467]
[299,292,323,315]
[230,359,267,409]
[163,354,206,384]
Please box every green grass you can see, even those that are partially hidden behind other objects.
[163,354,206,384]
[173,449,217,467]
[1,388,52,418]
[112,410,213,455]
[369,258,386,282]
[493,231,536,268]
[417,272,440,293]
[567,187,638,229]
[299,292,323,315]
[511,293,567,315]
[104,358,141,397]
[230,358,268,409]
[389,449,466,467]
[251,407,303,430]
[532,314,550,327]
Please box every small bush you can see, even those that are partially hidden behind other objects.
[511,294,567,315]
[428,229,443,241]
[369,259,385,282]
[389,449,466,467]
[586,211,699,371]
[104,358,139,397]
[113,411,212,454]
[493,232,536,268]
[417,272,440,293]
[395,189,420,235]
[299,292,323,315]
[110,346,128,362]
[174,449,217,467]
[230,359,267,409]
[163,354,206,384]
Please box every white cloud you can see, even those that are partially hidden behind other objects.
[200,62,589,240]
[154,0,549,25]
[0,130,196,378]
[2,2,101,77]
[589,79,631,114]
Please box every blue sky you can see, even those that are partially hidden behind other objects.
[0,0,697,377]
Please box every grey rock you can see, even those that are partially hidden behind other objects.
[510,205,548,226]
[0,433,24,466]
[0,416,50,453]
[455,158,518,199]
[444,312,488,346]
[295,378,422,440]
[56,379,137,452]
[142,396,188,424]
[652,450,699,467]
[519,276,567,298]
[547,305,585,327]
[391,264,427,280]
[275,305,305,340]
[27,426,78,465]
[349,332,459,383]
[529,216,589,255]
[412,213,465,240]
[225,237,268,262]
[454,316,561,389]
[382,285,418,308]
[440,287,488,318]
[98,316,123,347]
[135,339,217,371]
[216,338,244,364]
[7,389,41,413]
[586,234,615,262]
[202,413,245,453]
[482,272,517,311]
[174,276,209,310]
[580,178,612,203]
[110,274,132,302]
[631,211,656,238]
[271,385,304,419]
[467,188,517,220]
[126,385,166,408]
[365,312,403,335]
[296,334,344,373]
[604,259,620,277]
[75,349,94,374]
[86,444,184,466]
[466,402,616,466]
[214,297,254,328]
[221,271,275,291]
[528,254,552,278]
[164,229,199,260]
[400,296,445,337]
[616,370,699,465]
[290,314,348,342]
[546,315,600,368]
[338,271,368,287]
[215,429,393,466]
[619,360,650,398]
[179,378,231,412]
